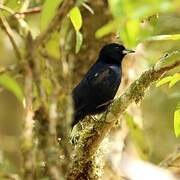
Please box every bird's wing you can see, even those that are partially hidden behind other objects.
[87,67,111,85]
[72,77,91,112]
[87,66,115,107]
[72,66,110,110]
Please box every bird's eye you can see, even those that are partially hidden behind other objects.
[115,46,119,50]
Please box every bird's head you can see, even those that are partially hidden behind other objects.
[99,43,135,64]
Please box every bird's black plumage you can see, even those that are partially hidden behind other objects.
[72,43,134,127]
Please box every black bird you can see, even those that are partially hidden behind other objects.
[72,43,134,127]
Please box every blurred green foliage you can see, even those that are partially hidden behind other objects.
[40,0,63,31]
[96,0,180,47]
[157,73,180,137]
[124,112,150,160]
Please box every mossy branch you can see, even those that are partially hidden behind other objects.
[68,50,180,180]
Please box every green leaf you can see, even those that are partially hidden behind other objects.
[75,31,83,54]
[156,73,180,88]
[169,73,180,88]
[174,105,180,137]
[40,0,63,31]
[45,32,60,59]
[156,76,172,87]
[0,74,24,102]
[95,20,118,39]
[69,6,82,32]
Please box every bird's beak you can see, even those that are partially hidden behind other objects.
[122,49,135,54]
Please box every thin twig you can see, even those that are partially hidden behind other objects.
[20,0,30,12]
[15,7,41,16]
[0,14,22,60]
[0,4,14,15]
[159,148,180,168]
[0,4,29,35]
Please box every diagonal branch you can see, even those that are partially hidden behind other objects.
[68,50,180,180]
[0,14,22,60]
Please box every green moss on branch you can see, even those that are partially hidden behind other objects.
[68,51,180,180]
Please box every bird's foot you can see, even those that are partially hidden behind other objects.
[96,99,114,109]
[89,115,99,122]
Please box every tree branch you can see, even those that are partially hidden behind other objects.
[0,14,22,60]
[21,33,36,180]
[0,4,30,38]
[159,147,180,168]
[68,50,180,180]
[15,7,41,16]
